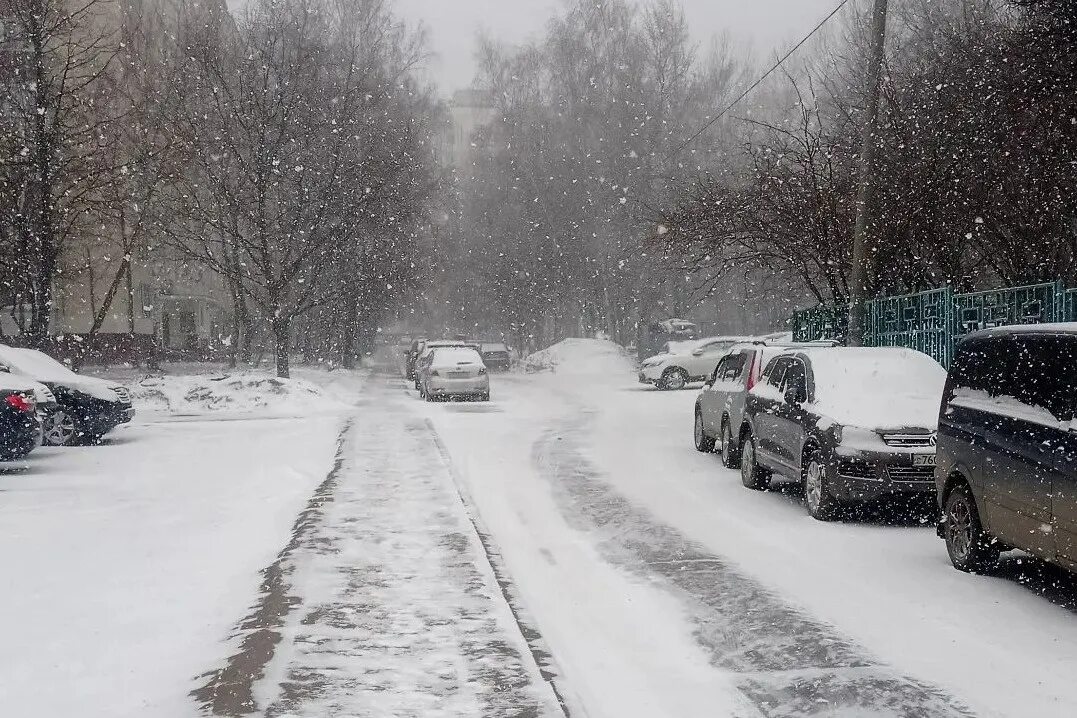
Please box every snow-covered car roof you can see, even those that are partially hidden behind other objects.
[792,347,947,430]
[963,322,1077,339]
[0,374,40,393]
[0,345,121,401]
[0,345,81,382]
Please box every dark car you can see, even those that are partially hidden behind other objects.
[479,342,512,371]
[738,347,947,520]
[936,325,1077,574]
[0,346,134,446]
[0,379,41,461]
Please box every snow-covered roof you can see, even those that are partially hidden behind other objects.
[962,322,1077,339]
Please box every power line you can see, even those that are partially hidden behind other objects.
[669,0,851,158]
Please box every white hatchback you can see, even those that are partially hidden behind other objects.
[639,337,753,390]
[418,346,491,402]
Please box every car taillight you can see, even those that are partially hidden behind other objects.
[746,352,758,391]
[5,393,35,413]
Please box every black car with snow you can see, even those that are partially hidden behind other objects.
[738,347,947,520]
[0,377,42,461]
[479,342,512,371]
[936,325,1077,575]
[0,346,134,446]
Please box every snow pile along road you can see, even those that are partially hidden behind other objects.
[522,337,635,378]
[124,370,350,418]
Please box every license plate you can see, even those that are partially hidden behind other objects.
[913,454,937,466]
[448,372,469,379]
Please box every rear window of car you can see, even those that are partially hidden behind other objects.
[431,347,483,365]
[950,335,1077,423]
[715,353,746,383]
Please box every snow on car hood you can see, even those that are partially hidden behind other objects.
[805,348,946,431]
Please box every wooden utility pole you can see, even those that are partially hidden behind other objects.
[847,0,890,346]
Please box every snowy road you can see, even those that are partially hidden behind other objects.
[419,350,1077,718]
[5,353,1077,717]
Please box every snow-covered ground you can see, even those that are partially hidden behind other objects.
[4,349,1077,717]
[0,367,356,716]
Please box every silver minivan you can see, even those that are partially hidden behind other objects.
[694,344,788,467]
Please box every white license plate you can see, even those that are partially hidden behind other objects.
[913,454,937,466]
[448,372,469,379]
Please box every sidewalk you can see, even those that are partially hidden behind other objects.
[205,378,563,717]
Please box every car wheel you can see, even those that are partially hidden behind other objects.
[944,483,999,573]
[660,367,688,391]
[694,409,716,452]
[740,433,770,490]
[804,450,839,521]
[720,421,740,469]
[43,410,78,447]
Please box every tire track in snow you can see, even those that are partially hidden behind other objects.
[532,410,976,718]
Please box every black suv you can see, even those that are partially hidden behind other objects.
[739,347,946,520]
[937,326,1077,574]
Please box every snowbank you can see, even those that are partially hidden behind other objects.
[124,370,351,417]
[521,338,635,377]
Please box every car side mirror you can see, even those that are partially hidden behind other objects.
[0,365,8,373]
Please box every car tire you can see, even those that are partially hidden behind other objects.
[944,483,999,573]
[804,449,839,521]
[659,367,689,391]
[720,420,740,469]
[479,393,490,402]
[739,433,770,490]
[694,409,716,452]
[43,409,78,447]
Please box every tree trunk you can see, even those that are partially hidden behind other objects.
[272,315,291,378]
[340,289,360,369]
[27,250,56,349]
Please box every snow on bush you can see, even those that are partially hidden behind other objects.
[126,371,345,417]
[522,338,635,376]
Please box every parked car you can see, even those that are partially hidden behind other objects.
[413,340,480,390]
[0,378,41,461]
[640,318,698,360]
[0,346,134,446]
[936,325,1077,574]
[695,344,789,466]
[738,347,947,520]
[639,336,756,390]
[417,346,490,402]
[479,342,512,371]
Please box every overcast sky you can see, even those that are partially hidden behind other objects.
[392,0,843,94]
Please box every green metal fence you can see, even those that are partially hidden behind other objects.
[791,304,848,344]
[1065,287,1077,322]
[791,281,1077,367]
[865,287,953,367]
